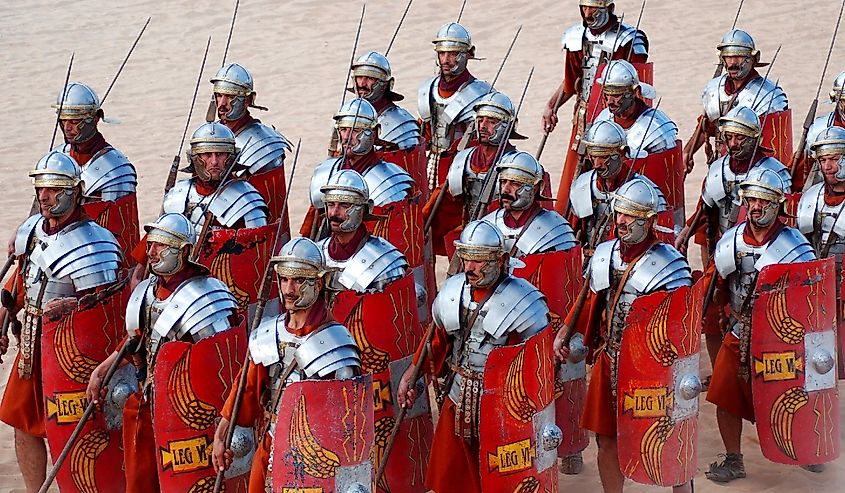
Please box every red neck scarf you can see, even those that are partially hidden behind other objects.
[286,297,332,337]
[226,112,256,135]
[341,150,380,174]
[69,132,108,165]
[438,70,474,95]
[156,264,205,299]
[503,203,541,228]
[824,184,845,206]
[194,178,216,196]
[619,231,657,263]
[743,219,784,246]
[724,69,761,96]
[470,143,514,174]
[327,225,368,262]
[371,97,392,114]
[42,207,84,235]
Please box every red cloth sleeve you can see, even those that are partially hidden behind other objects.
[221,361,269,428]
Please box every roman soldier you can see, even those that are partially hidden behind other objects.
[315,169,409,293]
[684,29,790,173]
[793,70,845,189]
[0,151,122,492]
[52,82,139,255]
[553,178,695,492]
[425,90,527,257]
[705,168,817,482]
[210,62,291,224]
[481,153,585,475]
[163,122,269,231]
[797,126,845,378]
[87,213,241,492]
[211,237,362,492]
[303,98,415,239]
[397,220,554,493]
[678,107,791,372]
[593,60,684,227]
[418,22,491,193]
[569,120,667,257]
[544,0,649,212]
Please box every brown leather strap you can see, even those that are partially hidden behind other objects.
[605,244,652,342]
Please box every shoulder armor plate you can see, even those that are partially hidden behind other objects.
[295,323,361,378]
[447,148,473,197]
[379,105,421,150]
[627,244,692,294]
[14,214,42,256]
[514,209,578,255]
[796,183,823,234]
[756,227,816,271]
[715,224,741,278]
[152,276,237,342]
[627,109,678,156]
[417,77,437,122]
[236,121,290,175]
[162,179,192,216]
[432,274,465,333]
[33,220,121,290]
[82,147,137,200]
[209,179,269,228]
[561,24,586,51]
[590,239,617,292]
[570,170,597,218]
[805,113,836,154]
[737,77,789,116]
[443,79,492,126]
[334,236,408,293]
[481,276,549,339]
[361,160,414,206]
[702,156,729,206]
[249,314,285,367]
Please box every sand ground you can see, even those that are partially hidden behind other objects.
[1,0,844,491]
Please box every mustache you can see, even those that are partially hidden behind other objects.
[329,216,344,224]
[501,193,516,202]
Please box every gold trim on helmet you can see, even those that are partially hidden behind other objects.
[145,224,193,249]
[322,190,368,205]
[271,256,325,279]
[52,105,99,120]
[738,186,784,204]
[499,168,539,186]
[585,142,624,157]
[810,139,845,159]
[211,79,254,98]
[352,65,389,81]
[718,119,760,139]
[829,87,845,102]
[29,169,81,189]
[579,0,612,7]
[612,195,656,219]
[475,105,510,122]
[453,242,503,261]
[190,141,237,155]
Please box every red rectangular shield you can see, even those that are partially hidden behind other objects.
[587,62,654,123]
[82,193,140,265]
[617,278,706,486]
[246,165,291,235]
[480,329,559,491]
[380,142,429,200]
[751,258,840,465]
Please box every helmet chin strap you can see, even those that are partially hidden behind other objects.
[587,8,610,29]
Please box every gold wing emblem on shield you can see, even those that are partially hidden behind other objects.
[512,476,540,493]
[290,394,341,479]
[765,275,805,345]
[168,350,217,430]
[373,416,395,491]
[645,296,678,367]
[69,429,109,493]
[344,299,390,374]
[505,348,538,423]
[640,415,673,485]
[53,316,100,384]
[770,387,809,460]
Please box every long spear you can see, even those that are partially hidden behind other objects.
[791,0,845,178]
[384,0,413,56]
[101,17,152,105]
[48,54,75,152]
[163,36,213,204]
[211,139,301,492]
[206,0,241,122]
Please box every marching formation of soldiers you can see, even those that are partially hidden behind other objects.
[1,1,843,492]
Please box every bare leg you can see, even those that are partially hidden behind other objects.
[15,429,46,493]
[672,481,692,493]
[716,407,742,454]
[596,434,624,493]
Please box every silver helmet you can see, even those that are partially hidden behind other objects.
[53,82,103,144]
[210,63,258,121]
[583,120,628,178]
[579,0,613,30]
[718,106,761,160]
[185,122,238,181]
[334,98,379,155]
[612,178,660,244]
[829,70,845,102]
[738,167,785,227]
[30,151,83,216]
[272,237,327,310]
[432,22,475,76]
[351,51,402,102]
[597,60,656,110]
[320,169,372,233]
[473,91,526,144]
[454,220,506,287]
[716,29,762,79]
[496,151,545,211]
[144,213,198,276]
[810,126,845,181]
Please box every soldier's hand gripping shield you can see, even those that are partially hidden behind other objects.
[751,258,840,465]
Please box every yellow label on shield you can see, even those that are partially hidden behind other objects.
[46,391,88,424]
[754,351,803,381]
[622,387,672,418]
[486,438,534,474]
[159,436,211,473]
